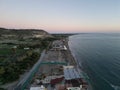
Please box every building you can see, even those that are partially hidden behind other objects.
[63,66,88,90]
[30,85,45,90]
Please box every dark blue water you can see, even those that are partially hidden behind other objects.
[68,33,120,90]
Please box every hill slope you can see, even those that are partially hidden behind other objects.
[0,27,52,39]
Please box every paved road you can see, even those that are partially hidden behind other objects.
[14,50,46,90]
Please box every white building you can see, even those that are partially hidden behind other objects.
[30,85,45,90]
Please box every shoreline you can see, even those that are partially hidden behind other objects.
[64,37,77,65]
[66,36,93,90]
[27,37,93,90]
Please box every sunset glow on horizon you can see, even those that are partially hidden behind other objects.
[0,0,120,33]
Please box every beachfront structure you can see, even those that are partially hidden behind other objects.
[63,66,88,90]
[51,40,67,50]
[67,87,81,90]
[40,75,64,84]
[63,66,81,87]
[63,66,81,80]
[63,45,67,50]
[30,85,45,90]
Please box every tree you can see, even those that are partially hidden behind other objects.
[0,67,5,75]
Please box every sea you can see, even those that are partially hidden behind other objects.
[68,33,120,90]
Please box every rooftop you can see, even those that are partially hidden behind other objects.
[63,66,81,80]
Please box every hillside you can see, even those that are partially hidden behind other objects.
[0,27,52,39]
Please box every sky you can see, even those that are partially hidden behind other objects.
[0,0,120,33]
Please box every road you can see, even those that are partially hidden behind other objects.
[14,50,46,90]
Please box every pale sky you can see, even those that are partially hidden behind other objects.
[0,0,120,33]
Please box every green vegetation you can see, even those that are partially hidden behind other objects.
[0,37,57,84]
[0,51,40,84]
[0,87,6,90]
[52,33,75,39]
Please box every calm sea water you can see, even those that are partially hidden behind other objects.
[68,33,120,90]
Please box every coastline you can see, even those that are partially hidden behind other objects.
[64,37,77,65]
[67,36,93,90]
[28,37,92,90]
